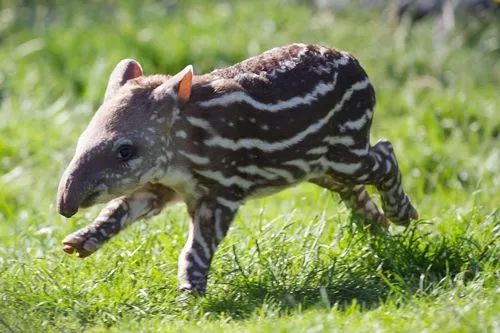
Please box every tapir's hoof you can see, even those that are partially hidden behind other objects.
[178,281,207,296]
[62,233,99,258]
[410,207,419,220]
[386,203,419,227]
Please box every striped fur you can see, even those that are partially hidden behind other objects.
[59,44,418,294]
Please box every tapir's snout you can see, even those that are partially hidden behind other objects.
[57,199,79,218]
[57,168,83,218]
[56,156,97,218]
[57,151,112,218]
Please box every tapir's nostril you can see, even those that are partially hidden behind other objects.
[57,195,79,218]
[57,174,81,218]
[60,206,78,218]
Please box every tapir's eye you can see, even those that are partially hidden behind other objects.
[116,144,136,161]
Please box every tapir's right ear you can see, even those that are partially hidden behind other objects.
[152,65,193,104]
[104,59,143,101]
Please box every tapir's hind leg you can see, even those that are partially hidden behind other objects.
[327,140,418,226]
[370,140,418,225]
[310,176,388,231]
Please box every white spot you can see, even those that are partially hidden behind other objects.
[176,130,188,139]
[128,157,144,170]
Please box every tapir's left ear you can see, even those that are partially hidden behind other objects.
[153,65,193,104]
[104,59,143,101]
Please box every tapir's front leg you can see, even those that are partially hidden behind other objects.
[178,198,240,294]
[63,184,177,258]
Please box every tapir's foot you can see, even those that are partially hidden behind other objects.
[385,201,419,227]
[179,284,206,296]
[357,212,390,234]
[178,276,207,296]
[62,227,104,258]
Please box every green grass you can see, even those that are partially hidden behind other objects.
[0,1,498,332]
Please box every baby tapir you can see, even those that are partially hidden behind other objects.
[57,43,418,293]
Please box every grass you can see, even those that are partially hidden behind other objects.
[0,1,498,332]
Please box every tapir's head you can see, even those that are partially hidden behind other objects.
[57,59,193,217]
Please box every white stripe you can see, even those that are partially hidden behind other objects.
[194,169,254,189]
[214,208,224,242]
[201,79,371,152]
[194,207,211,259]
[314,156,362,175]
[199,73,339,111]
[365,200,378,214]
[264,167,295,183]
[350,146,369,156]
[190,250,208,268]
[237,165,280,180]
[385,160,392,174]
[186,117,214,132]
[216,197,240,212]
[323,136,355,146]
[190,270,205,278]
[397,201,410,219]
[179,150,210,165]
[306,146,328,155]
[194,232,211,259]
[357,173,370,181]
[283,159,311,173]
[340,110,372,131]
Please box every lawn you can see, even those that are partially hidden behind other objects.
[0,1,498,332]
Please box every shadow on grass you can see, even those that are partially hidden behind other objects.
[195,219,495,319]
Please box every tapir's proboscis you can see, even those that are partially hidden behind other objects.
[57,44,418,293]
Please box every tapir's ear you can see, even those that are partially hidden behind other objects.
[153,65,193,104]
[104,59,143,101]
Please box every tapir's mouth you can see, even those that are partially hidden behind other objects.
[80,190,103,208]
[80,183,108,208]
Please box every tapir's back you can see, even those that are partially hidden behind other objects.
[178,44,377,197]
[206,43,370,105]
[187,44,375,141]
